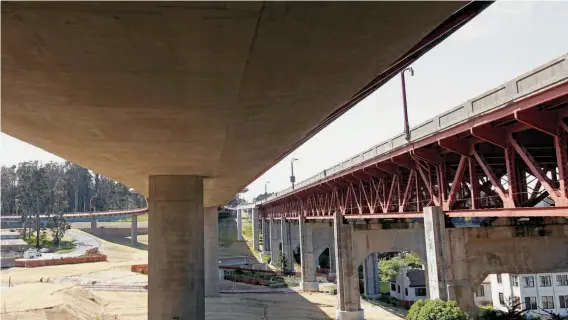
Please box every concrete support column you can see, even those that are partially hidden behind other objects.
[148,175,204,320]
[329,244,336,277]
[333,211,363,320]
[281,219,294,272]
[252,208,260,251]
[424,206,475,314]
[270,219,281,266]
[299,217,319,292]
[91,217,97,229]
[262,217,271,254]
[236,209,243,241]
[362,253,380,298]
[204,206,220,297]
[130,215,138,246]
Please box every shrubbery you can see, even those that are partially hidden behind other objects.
[406,299,468,320]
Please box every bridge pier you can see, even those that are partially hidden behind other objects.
[262,216,271,254]
[148,175,204,320]
[204,206,220,297]
[281,219,294,272]
[329,245,336,278]
[90,217,97,229]
[424,206,475,314]
[362,253,380,298]
[236,209,243,241]
[251,208,260,251]
[270,219,281,266]
[299,217,319,292]
[130,215,138,246]
[334,211,364,320]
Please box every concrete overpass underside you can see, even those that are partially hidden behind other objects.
[2,1,477,206]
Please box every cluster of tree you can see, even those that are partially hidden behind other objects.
[1,161,146,247]
[378,251,423,281]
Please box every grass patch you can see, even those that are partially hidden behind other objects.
[23,232,76,253]
[261,254,271,264]
[241,221,253,241]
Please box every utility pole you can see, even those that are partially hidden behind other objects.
[401,67,414,142]
[264,181,270,195]
[290,158,298,190]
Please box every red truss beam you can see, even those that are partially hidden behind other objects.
[555,122,568,205]
[508,136,561,203]
[443,156,467,210]
[438,136,471,157]
[515,108,557,136]
[471,124,507,148]
[472,149,515,208]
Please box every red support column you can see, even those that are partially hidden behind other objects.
[444,156,467,210]
[554,123,568,206]
[504,141,519,207]
[473,149,513,208]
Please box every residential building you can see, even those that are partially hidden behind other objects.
[481,272,568,318]
[473,275,493,307]
[389,268,427,307]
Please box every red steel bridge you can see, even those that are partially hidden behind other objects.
[258,53,568,220]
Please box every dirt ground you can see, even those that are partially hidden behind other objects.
[0,229,402,320]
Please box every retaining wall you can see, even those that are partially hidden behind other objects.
[15,254,107,267]
[78,227,148,238]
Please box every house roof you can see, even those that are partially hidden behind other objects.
[388,268,425,287]
[407,269,426,287]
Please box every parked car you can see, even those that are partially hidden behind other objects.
[24,248,41,259]
[39,248,50,253]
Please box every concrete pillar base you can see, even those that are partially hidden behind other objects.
[300,281,319,292]
[328,272,337,277]
[262,250,271,255]
[336,310,364,320]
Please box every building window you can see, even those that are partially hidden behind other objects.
[511,276,519,287]
[397,285,400,293]
[415,288,426,297]
[542,296,554,309]
[525,297,537,310]
[557,274,568,286]
[560,295,568,309]
[497,274,503,284]
[475,286,485,297]
[391,283,396,291]
[499,293,505,306]
[523,276,535,288]
[405,288,408,296]
[540,275,552,287]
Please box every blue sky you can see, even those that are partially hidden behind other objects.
[2,1,568,202]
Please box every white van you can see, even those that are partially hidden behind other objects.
[23,248,41,259]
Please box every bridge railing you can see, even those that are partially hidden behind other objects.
[258,53,568,205]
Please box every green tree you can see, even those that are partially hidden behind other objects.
[379,256,409,281]
[406,299,468,320]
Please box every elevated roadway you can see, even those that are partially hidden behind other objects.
[258,53,568,219]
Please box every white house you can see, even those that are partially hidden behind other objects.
[473,275,493,307]
[481,272,568,318]
[389,268,427,306]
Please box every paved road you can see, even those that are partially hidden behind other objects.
[38,229,102,260]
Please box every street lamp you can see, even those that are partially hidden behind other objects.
[264,181,270,195]
[290,158,299,189]
[401,66,414,142]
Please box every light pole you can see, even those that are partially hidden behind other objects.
[264,181,270,195]
[290,158,298,189]
[401,66,414,142]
